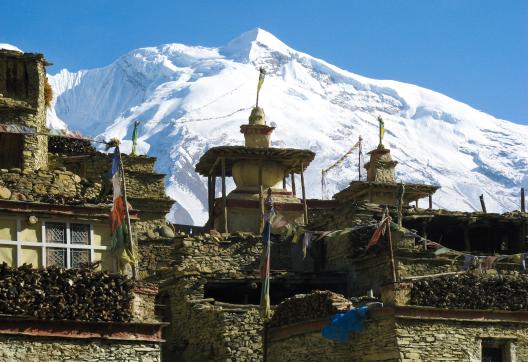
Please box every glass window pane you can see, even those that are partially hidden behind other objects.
[71,224,90,245]
[46,223,66,243]
[47,247,66,268]
[70,249,90,268]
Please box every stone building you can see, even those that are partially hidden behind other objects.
[0,48,172,361]
[1,47,527,362]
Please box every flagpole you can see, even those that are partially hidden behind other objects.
[117,147,137,279]
[386,212,397,283]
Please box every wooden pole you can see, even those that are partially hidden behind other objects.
[117,148,137,279]
[422,221,428,249]
[221,158,228,233]
[300,162,308,224]
[397,183,404,228]
[428,194,432,210]
[479,194,487,213]
[207,175,212,227]
[282,174,286,189]
[291,172,296,196]
[521,188,526,213]
[259,162,264,232]
[358,136,362,181]
[208,158,220,230]
[263,322,268,362]
[211,175,216,221]
[387,215,398,283]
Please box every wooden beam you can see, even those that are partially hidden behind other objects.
[221,158,228,233]
[291,172,296,196]
[259,161,264,232]
[428,195,432,210]
[300,162,308,224]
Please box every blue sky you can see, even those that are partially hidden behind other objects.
[1,0,526,124]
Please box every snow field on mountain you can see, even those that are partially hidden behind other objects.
[46,28,528,225]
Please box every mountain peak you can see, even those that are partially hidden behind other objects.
[0,43,23,52]
[221,28,292,62]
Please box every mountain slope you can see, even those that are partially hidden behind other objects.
[47,28,528,225]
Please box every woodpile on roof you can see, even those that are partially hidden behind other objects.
[411,273,528,311]
[269,290,353,328]
[0,263,135,322]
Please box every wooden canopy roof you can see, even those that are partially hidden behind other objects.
[195,146,316,177]
[334,181,439,202]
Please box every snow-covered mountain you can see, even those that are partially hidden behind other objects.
[47,28,528,225]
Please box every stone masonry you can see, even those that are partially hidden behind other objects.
[0,336,160,362]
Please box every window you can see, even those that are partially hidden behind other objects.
[44,222,92,268]
[0,218,109,269]
[481,339,512,362]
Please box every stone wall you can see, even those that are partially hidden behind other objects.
[0,51,49,171]
[138,238,178,280]
[268,316,398,362]
[0,335,160,362]
[396,318,528,361]
[158,234,276,361]
[0,167,102,203]
[163,277,263,362]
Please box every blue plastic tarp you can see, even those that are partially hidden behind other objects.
[321,305,369,343]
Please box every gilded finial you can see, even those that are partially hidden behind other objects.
[377,115,385,147]
[256,67,266,107]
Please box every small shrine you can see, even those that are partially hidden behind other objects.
[195,69,315,233]
[334,116,439,206]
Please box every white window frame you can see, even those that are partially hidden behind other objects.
[0,216,108,268]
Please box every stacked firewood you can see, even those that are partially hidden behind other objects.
[48,136,95,154]
[411,273,528,311]
[0,263,135,322]
[269,290,353,328]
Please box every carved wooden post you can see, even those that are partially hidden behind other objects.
[300,162,308,224]
[221,158,228,233]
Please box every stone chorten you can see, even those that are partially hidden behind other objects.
[195,106,315,233]
[334,119,438,206]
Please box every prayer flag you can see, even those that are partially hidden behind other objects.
[257,67,266,95]
[131,121,140,156]
[109,147,134,270]
[367,218,387,249]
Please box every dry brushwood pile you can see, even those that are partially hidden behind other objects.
[269,290,353,328]
[48,135,96,154]
[0,263,135,322]
[411,273,528,311]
